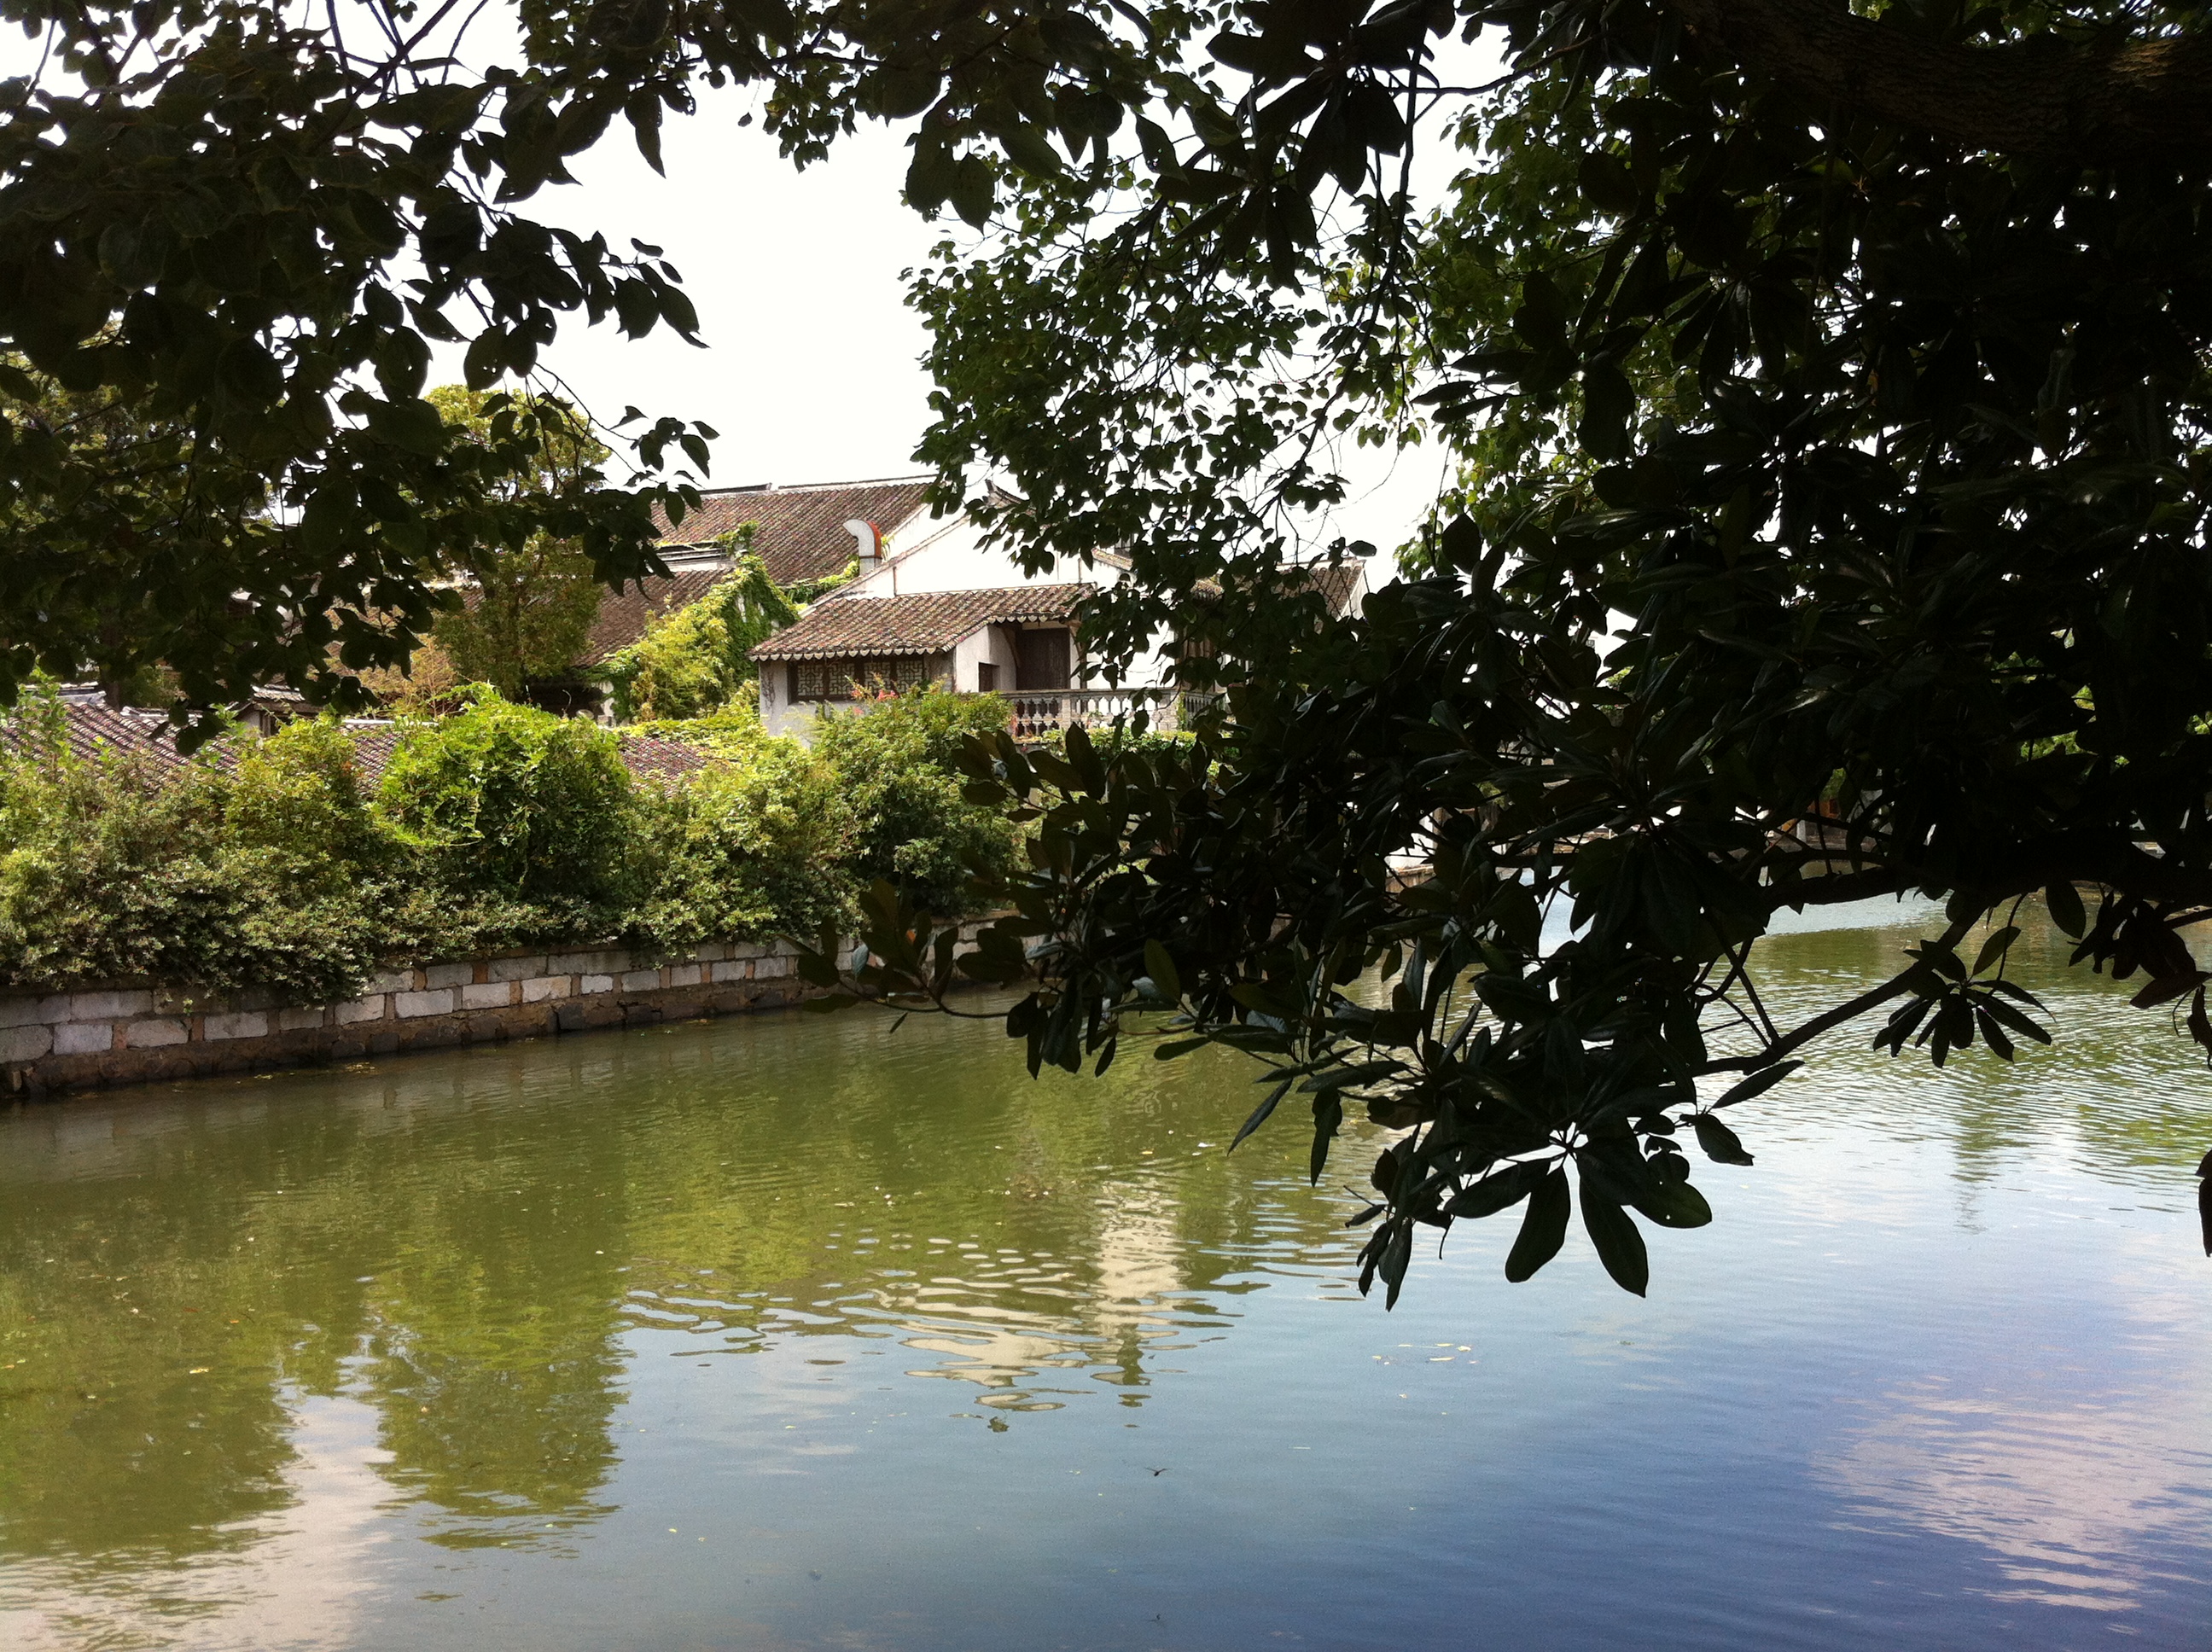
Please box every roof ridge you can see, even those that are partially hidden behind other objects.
[691,474,934,499]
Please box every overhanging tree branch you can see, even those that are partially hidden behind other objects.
[1662,0,2212,162]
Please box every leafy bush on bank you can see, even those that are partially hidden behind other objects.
[809,689,1021,918]
[0,683,1019,1002]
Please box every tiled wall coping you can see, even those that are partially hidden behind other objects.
[0,932,941,1095]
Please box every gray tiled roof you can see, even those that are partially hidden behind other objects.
[751,585,1091,662]
[0,701,224,776]
[575,567,730,666]
[1,704,708,788]
[655,475,939,585]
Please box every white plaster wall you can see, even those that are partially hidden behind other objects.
[952,623,1019,692]
[777,506,1247,701]
[757,662,802,739]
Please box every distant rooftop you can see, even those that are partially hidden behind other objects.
[753,585,1093,663]
[653,475,939,587]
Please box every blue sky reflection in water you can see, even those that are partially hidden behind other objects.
[0,909,2209,1649]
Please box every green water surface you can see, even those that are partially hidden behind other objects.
[2,908,2209,1649]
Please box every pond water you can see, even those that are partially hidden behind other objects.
[2,910,2209,1650]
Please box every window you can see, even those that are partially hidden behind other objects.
[976,661,998,692]
[1015,627,1072,691]
[791,654,939,701]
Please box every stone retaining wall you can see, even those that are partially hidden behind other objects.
[0,936,861,1095]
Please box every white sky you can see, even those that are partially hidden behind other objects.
[515,67,1495,563]
[8,20,1499,562]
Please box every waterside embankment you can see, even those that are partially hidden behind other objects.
[0,934,884,1095]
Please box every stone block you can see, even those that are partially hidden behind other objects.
[710,959,747,984]
[521,975,572,1003]
[202,1011,270,1041]
[70,989,154,1021]
[423,962,474,989]
[549,949,621,976]
[55,1021,115,1055]
[753,955,794,980]
[236,986,282,1012]
[364,969,415,996]
[127,1018,189,1049]
[394,989,457,1020]
[666,963,702,988]
[620,969,661,992]
[0,1024,54,1062]
[0,998,43,1029]
[621,1003,663,1026]
[461,981,515,1010]
[36,994,75,1024]
[276,1007,326,1032]
[333,996,387,1026]
[556,1001,621,1032]
[659,999,702,1022]
[579,974,614,996]
[728,941,771,961]
[692,942,729,963]
[487,954,548,982]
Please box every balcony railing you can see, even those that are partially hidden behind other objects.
[1007,688,1208,742]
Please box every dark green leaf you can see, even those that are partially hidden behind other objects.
[1972,925,2020,977]
[2046,881,2087,939]
[1143,938,1182,1000]
[1503,1167,1570,1283]
[1712,1059,1801,1108]
[1580,1186,1650,1295]
[1230,1077,1290,1151]
[1690,1114,1755,1166]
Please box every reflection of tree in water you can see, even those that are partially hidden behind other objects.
[0,1006,1367,1594]
[0,1060,641,1569]
[609,1021,1356,1413]
[1739,913,2212,1201]
[9,916,2207,1602]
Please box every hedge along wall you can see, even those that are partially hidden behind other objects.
[0,933,939,1095]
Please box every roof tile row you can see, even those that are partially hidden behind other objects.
[750,585,1093,662]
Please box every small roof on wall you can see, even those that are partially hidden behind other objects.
[751,585,1093,663]
[0,701,707,786]
[653,475,939,586]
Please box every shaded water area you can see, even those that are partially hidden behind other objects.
[2,908,2209,1649]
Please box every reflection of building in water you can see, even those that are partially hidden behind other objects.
[1086,1186,1190,1398]
[0,1390,391,1651]
[827,1188,1207,1411]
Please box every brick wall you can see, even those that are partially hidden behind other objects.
[0,937,853,1095]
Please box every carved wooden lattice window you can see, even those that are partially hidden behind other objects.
[792,654,934,701]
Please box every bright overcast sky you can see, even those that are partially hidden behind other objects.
[7,21,1499,561]
[521,60,1499,561]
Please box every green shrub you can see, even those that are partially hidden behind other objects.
[226,717,391,887]
[376,691,638,906]
[811,688,1020,917]
[601,541,797,722]
[0,712,384,1002]
[0,677,1020,1001]
[627,702,771,759]
[636,739,858,945]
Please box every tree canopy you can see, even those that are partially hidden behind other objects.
[7,0,2212,1289]
[422,385,609,699]
[823,0,2212,1298]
